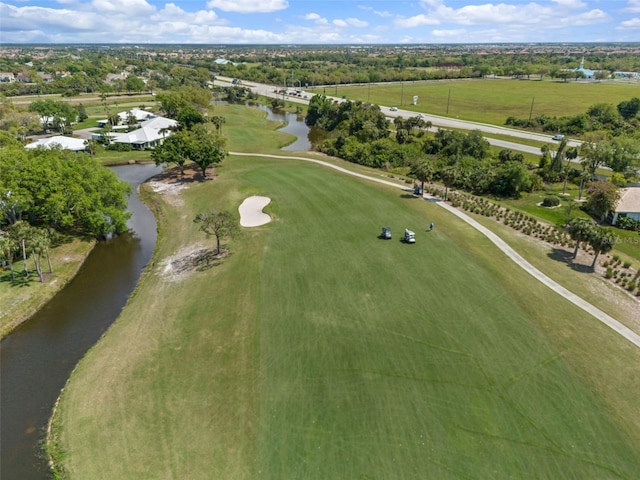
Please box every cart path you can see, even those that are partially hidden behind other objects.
[231,151,640,349]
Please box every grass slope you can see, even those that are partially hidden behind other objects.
[54,155,640,479]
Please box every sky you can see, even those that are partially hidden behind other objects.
[1,0,639,45]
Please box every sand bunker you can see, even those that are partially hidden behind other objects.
[239,196,272,227]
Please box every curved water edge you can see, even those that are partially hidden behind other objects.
[1,104,310,479]
[0,163,163,480]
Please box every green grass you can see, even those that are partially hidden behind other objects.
[54,152,640,479]
[320,78,640,126]
[0,237,95,339]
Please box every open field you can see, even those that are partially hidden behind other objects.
[52,149,640,479]
[316,78,640,126]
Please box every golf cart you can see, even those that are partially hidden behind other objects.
[403,229,416,244]
[380,226,392,240]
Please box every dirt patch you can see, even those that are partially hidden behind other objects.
[147,166,214,206]
[158,244,225,282]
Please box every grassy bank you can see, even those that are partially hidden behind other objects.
[0,237,95,339]
[52,149,640,478]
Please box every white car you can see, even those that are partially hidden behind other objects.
[552,134,565,141]
[390,106,398,112]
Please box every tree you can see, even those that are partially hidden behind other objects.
[567,218,595,259]
[84,138,98,157]
[29,99,76,133]
[409,158,433,193]
[188,125,227,179]
[617,97,640,120]
[125,75,146,93]
[7,220,32,277]
[210,115,226,133]
[588,227,617,268]
[579,132,613,177]
[584,180,621,223]
[440,165,458,201]
[151,133,190,175]
[0,147,131,238]
[0,232,17,284]
[193,210,238,255]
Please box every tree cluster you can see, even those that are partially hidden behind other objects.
[506,97,640,138]
[0,146,131,238]
[307,96,537,198]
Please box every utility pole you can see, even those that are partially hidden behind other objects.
[528,96,535,122]
[446,89,451,114]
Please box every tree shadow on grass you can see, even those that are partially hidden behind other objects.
[0,270,34,287]
[169,247,229,274]
[547,248,594,273]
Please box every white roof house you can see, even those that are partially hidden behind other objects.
[25,136,87,151]
[110,116,178,150]
[117,108,154,123]
[612,187,640,225]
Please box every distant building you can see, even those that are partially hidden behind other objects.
[562,57,602,80]
[0,72,15,83]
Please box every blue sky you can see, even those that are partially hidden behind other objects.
[1,0,639,44]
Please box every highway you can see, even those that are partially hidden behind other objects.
[213,75,581,156]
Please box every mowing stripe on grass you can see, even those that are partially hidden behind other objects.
[231,151,640,349]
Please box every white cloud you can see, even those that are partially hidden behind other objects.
[151,3,222,25]
[618,17,640,29]
[206,0,288,13]
[624,0,640,13]
[395,14,440,28]
[333,17,368,28]
[402,1,608,28]
[551,0,586,8]
[0,3,97,31]
[304,12,328,25]
[91,0,154,15]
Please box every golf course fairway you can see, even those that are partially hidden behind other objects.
[51,154,640,479]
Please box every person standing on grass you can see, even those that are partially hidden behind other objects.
[429,222,434,231]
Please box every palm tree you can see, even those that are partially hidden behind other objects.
[567,218,595,259]
[8,221,33,278]
[440,165,458,201]
[210,115,226,133]
[409,159,433,194]
[0,234,17,284]
[588,227,617,269]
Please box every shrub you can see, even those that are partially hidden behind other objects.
[541,196,560,207]
[106,142,133,151]
[605,267,614,279]
[623,261,632,269]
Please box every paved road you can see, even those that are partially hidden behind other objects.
[231,150,640,349]
[215,76,582,152]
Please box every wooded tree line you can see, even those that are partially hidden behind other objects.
[506,97,640,139]
[0,140,131,237]
[307,95,535,198]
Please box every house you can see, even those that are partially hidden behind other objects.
[25,136,87,152]
[37,72,54,82]
[611,187,640,225]
[0,72,15,83]
[105,116,178,150]
[97,108,154,128]
[117,108,154,124]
